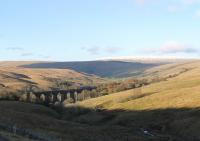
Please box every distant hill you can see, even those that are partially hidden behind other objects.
[0,62,105,96]
[21,61,161,78]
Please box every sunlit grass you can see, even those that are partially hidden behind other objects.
[78,61,200,111]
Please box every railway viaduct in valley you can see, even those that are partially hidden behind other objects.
[25,86,96,105]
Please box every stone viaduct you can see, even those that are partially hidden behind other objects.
[25,86,96,105]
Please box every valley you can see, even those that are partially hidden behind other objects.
[1,0,199,140]
[0,60,199,141]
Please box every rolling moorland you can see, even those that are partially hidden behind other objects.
[0,61,105,100]
[21,60,161,78]
[0,60,200,141]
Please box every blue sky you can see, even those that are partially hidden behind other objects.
[0,0,200,61]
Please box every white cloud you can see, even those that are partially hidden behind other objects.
[147,41,197,54]
[168,5,179,12]
[160,41,196,53]
[134,0,198,7]
[133,0,198,13]
[82,46,122,55]
[133,0,160,6]
[195,10,200,17]
[183,0,197,5]
[82,46,101,55]
[6,47,24,51]
[105,47,122,53]
[21,53,34,57]
[134,0,145,5]
[166,0,199,13]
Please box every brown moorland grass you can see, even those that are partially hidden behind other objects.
[0,60,200,140]
[72,60,200,140]
[0,61,105,97]
[78,61,200,110]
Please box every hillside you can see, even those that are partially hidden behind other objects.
[0,62,105,98]
[20,61,161,78]
[0,101,153,141]
[0,60,200,140]
[78,60,200,110]
[73,60,200,140]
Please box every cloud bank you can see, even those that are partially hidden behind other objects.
[146,41,197,54]
[133,0,200,17]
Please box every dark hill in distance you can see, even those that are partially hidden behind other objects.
[20,61,162,78]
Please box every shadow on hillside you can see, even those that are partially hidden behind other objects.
[20,61,158,77]
[0,100,200,141]
[59,105,200,141]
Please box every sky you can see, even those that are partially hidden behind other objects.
[0,0,200,61]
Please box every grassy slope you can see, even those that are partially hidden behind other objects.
[0,62,105,94]
[75,61,200,140]
[1,60,200,140]
[78,60,200,110]
[0,101,147,141]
